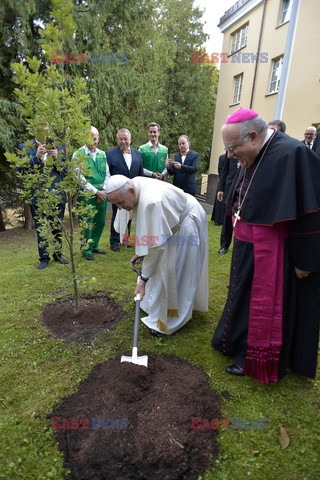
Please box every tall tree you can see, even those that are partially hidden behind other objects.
[0,0,52,229]
[157,0,218,171]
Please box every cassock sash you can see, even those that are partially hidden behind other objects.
[234,220,288,383]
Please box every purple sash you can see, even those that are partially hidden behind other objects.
[234,220,288,383]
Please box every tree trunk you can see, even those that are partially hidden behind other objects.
[66,192,79,314]
[23,202,34,230]
[0,206,6,231]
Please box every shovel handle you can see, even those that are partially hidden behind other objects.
[134,274,141,301]
[130,256,145,276]
[133,285,141,348]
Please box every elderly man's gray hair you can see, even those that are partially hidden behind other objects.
[116,128,131,138]
[239,116,268,137]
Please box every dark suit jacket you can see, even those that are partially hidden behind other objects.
[167,150,200,195]
[217,155,239,195]
[301,140,314,149]
[18,142,66,204]
[312,134,320,156]
[106,146,143,178]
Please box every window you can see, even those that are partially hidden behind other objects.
[279,0,292,24]
[230,24,249,53]
[269,57,283,94]
[232,74,243,104]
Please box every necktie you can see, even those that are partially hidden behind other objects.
[122,149,130,154]
[307,143,311,148]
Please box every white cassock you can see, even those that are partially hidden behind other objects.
[128,177,208,335]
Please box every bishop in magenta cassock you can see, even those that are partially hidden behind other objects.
[212,108,320,383]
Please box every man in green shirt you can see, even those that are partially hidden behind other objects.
[74,126,110,260]
[139,122,168,180]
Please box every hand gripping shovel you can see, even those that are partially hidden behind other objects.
[121,258,148,368]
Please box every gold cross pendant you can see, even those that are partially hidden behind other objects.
[233,209,241,227]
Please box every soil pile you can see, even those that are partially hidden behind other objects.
[50,355,221,479]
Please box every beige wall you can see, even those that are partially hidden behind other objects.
[282,1,320,138]
[209,0,320,174]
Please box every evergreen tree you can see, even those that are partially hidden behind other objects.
[0,0,52,230]
[158,0,218,171]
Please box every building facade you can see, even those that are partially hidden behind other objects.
[209,0,320,175]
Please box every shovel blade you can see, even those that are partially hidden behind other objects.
[121,347,148,368]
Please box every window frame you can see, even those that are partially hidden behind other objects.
[268,56,284,94]
[232,73,243,105]
[279,0,292,25]
[230,24,249,54]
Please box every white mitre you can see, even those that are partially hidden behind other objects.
[106,174,130,193]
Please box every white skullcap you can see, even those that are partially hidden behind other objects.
[106,175,129,193]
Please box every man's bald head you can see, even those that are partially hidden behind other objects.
[304,126,317,142]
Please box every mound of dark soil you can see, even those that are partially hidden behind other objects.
[41,292,125,343]
[50,355,221,480]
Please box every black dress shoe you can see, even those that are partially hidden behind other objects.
[37,260,49,270]
[218,247,228,255]
[53,254,69,264]
[93,248,106,254]
[226,364,245,376]
[111,245,120,252]
[84,253,95,260]
[149,329,162,337]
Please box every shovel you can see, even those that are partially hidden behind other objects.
[121,257,148,368]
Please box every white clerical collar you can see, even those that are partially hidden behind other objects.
[262,128,274,147]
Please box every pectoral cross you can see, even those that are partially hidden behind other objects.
[233,208,241,227]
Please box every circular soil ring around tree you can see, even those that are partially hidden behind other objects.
[50,355,221,479]
[41,292,125,343]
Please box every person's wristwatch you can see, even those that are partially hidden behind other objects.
[140,275,148,283]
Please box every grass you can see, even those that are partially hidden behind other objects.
[0,215,319,480]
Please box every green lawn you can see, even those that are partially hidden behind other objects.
[0,216,319,480]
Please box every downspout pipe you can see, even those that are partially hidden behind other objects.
[250,0,267,108]
[274,0,301,119]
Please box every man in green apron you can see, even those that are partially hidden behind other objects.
[74,126,110,260]
[139,123,168,180]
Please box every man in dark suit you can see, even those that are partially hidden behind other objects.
[211,154,227,225]
[216,154,240,255]
[167,135,199,195]
[106,128,143,251]
[302,126,317,148]
[312,131,320,156]
[19,136,68,269]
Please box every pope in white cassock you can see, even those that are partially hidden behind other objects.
[106,175,208,335]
